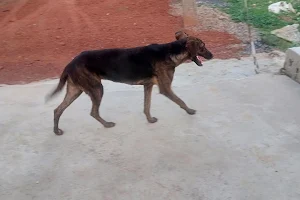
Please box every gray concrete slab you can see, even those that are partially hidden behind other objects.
[1,54,300,200]
[284,47,300,83]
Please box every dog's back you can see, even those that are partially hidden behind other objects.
[77,47,155,82]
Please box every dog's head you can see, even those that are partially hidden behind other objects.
[175,31,213,66]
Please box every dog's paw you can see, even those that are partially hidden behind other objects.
[186,108,196,115]
[54,128,64,135]
[104,122,116,128]
[148,117,158,123]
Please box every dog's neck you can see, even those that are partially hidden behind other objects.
[168,39,190,66]
[170,52,189,66]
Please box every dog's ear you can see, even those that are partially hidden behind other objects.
[186,39,198,57]
[175,31,188,40]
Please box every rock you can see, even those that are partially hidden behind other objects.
[268,1,296,14]
[271,24,300,43]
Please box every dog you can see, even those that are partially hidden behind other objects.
[46,31,213,135]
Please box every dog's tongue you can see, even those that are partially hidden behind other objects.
[197,56,202,63]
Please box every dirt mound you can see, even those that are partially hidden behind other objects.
[0,0,242,84]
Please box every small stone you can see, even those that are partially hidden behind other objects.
[59,42,66,46]
[106,13,110,15]
[133,23,137,25]
[268,50,285,58]
[0,66,4,70]
[36,181,39,184]
[56,36,61,39]
[2,9,10,12]
[218,16,227,20]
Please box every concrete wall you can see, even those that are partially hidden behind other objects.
[284,47,300,83]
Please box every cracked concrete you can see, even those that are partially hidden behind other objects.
[1,54,300,200]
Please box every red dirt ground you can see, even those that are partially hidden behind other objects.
[0,0,242,84]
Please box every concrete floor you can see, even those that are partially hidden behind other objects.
[1,54,300,200]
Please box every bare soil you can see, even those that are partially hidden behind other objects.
[0,0,243,84]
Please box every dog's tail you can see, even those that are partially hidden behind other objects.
[45,69,68,102]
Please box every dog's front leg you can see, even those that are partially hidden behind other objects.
[158,75,196,115]
[144,84,158,123]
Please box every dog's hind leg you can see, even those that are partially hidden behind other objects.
[144,84,158,123]
[87,84,115,128]
[54,81,82,135]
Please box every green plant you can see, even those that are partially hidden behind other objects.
[224,0,299,50]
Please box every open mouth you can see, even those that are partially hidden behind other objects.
[192,56,203,66]
[197,56,203,65]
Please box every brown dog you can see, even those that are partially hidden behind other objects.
[46,31,213,135]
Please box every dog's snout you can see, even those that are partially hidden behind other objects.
[206,51,213,60]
